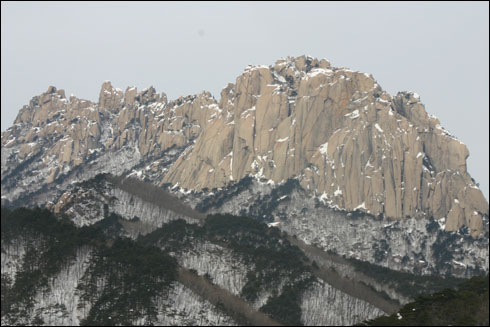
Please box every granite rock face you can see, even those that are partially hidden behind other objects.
[1,83,219,205]
[162,56,488,236]
[1,55,488,236]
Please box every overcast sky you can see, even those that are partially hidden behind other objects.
[1,2,488,199]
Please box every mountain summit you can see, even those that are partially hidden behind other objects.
[2,55,487,237]
[2,57,489,325]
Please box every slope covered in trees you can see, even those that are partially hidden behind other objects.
[3,206,486,326]
[140,214,315,326]
[1,208,178,325]
[358,274,489,326]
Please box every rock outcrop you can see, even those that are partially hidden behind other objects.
[1,55,488,236]
[1,83,220,204]
[162,56,488,236]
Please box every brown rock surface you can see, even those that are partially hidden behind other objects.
[1,55,488,236]
[161,56,488,236]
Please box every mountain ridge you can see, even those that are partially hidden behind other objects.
[1,56,488,283]
[2,55,488,237]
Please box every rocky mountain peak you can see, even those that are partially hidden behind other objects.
[1,56,488,237]
[98,80,123,111]
[162,56,488,236]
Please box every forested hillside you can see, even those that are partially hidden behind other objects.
[4,207,486,326]
[358,274,489,326]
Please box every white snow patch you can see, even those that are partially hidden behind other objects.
[365,160,374,169]
[353,96,369,104]
[452,260,467,268]
[5,137,16,146]
[344,109,360,119]
[319,142,328,156]
[277,137,289,143]
[240,106,256,118]
[377,98,390,104]
[438,217,446,230]
[374,123,384,133]
[273,72,286,83]
[333,187,342,196]
[306,68,333,79]
[229,151,233,180]
[128,169,143,178]
[245,64,269,72]
[354,202,366,211]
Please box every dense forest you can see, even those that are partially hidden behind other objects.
[2,208,312,325]
[1,208,178,325]
[358,274,489,326]
[346,257,464,299]
[139,214,315,326]
[2,207,488,326]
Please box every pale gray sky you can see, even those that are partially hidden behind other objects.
[1,2,488,199]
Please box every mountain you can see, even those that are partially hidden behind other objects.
[1,55,488,275]
[1,55,489,325]
[2,55,488,236]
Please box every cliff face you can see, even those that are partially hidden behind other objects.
[162,56,488,236]
[1,56,487,236]
[1,82,218,206]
